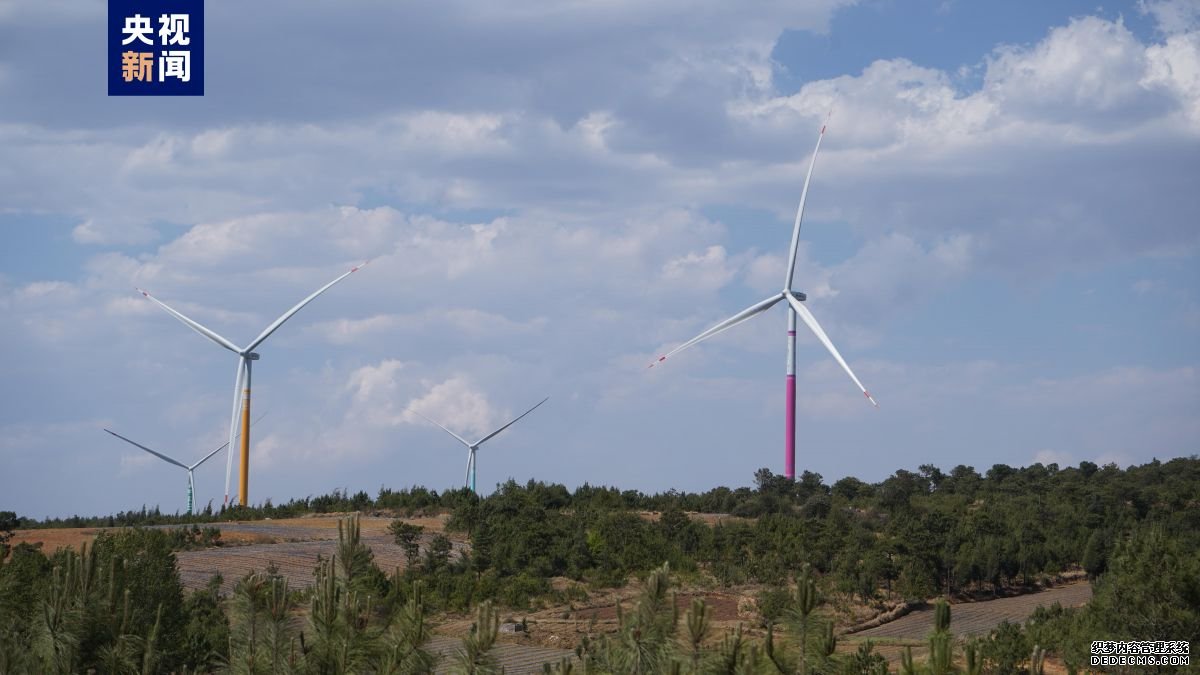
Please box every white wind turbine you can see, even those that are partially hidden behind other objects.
[411,397,550,493]
[136,261,368,506]
[650,121,876,480]
[104,430,226,515]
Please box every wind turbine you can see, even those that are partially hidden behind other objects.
[649,121,877,480]
[136,261,368,506]
[104,430,226,515]
[411,396,549,493]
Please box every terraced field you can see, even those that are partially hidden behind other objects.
[427,636,574,674]
[15,515,1095,671]
[853,582,1093,639]
[175,516,463,595]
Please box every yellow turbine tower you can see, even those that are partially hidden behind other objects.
[137,261,368,506]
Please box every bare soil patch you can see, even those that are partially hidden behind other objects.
[9,514,453,554]
[572,591,742,622]
[853,581,1092,640]
[635,511,754,527]
[9,527,101,553]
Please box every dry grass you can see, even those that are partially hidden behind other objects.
[8,527,101,553]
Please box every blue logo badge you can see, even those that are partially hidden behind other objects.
[108,0,204,96]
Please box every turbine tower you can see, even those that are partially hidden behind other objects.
[412,396,549,493]
[104,429,226,514]
[650,122,876,479]
[137,261,368,506]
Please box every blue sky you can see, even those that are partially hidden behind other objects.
[1,0,1198,518]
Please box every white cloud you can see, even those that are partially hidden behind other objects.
[984,17,1160,127]
[252,433,284,470]
[660,245,737,290]
[1141,0,1200,35]
[341,364,508,443]
[404,376,500,441]
[1143,30,1200,125]
[308,309,547,346]
[346,359,407,421]
[1032,448,1075,467]
[13,280,78,302]
[1,5,1197,516]
[72,221,160,246]
[4,10,1196,285]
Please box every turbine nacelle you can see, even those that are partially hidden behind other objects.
[136,260,369,505]
[103,428,229,514]
[650,119,877,479]
[411,396,550,493]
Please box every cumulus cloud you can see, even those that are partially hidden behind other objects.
[344,359,408,426]
[1141,0,1200,35]
[72,221,160,246]
[1,4,1197,515]
[6,13,1195,295]
[984,17,1167,127]
[660,245,738,291]
[342,363,508,441]
[404,377,500,441]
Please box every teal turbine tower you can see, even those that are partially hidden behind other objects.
[104,429,227,515]
[413,397,549,493]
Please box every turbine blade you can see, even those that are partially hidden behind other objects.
[244,261,369,353]
[784,119,829,290]
[649,294,784,367]
[105,429,189,470]
[191,442,228,471]
[476,396,549,446]
[224,357,247,504]
[136,288,242,354]
[785,292,878,407]
[190,412,264,470]
[465,450,473,486]
[409,409,473,448]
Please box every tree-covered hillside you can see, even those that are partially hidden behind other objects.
[1,457,1196,673]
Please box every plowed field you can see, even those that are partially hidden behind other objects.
[853,581,1093,639]
[173,516,460,594]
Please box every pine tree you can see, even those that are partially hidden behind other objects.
[375,580,435,674]
[927,599,953,675]
[682,596,709,671]
[450,600,501,674]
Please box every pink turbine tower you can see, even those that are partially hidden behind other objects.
[650,120,878,480]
